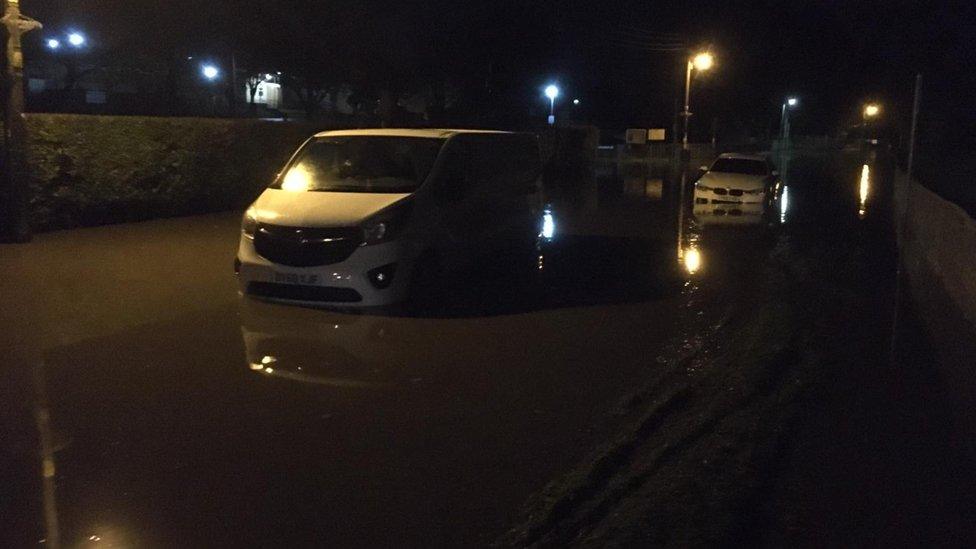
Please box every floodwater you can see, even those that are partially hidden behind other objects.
[2,149,973,546]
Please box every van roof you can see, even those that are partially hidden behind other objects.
[314,128,515,139]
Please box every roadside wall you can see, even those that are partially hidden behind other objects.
[22,114,327,231]
[895,172,976,442]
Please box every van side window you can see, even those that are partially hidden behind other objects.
[464,137,496,189]
[436,139,471,201]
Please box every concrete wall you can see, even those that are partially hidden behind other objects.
[895,172,976,442]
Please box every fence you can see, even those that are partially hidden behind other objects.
[596,143,718,166]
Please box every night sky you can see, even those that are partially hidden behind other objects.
[23,1,975,140]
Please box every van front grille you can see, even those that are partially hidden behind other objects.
[253,224,362,267]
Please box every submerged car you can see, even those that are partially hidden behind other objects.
[693,153,780,223]
[236,128,544,307]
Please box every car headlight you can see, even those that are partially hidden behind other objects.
[242,210,257,239]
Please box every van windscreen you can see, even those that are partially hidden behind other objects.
[272,136,446,193]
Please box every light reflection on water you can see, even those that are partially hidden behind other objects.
[781,186,790,224]
[858,163,870,219]
[683,247,702,274]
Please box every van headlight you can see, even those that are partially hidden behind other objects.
[242,209,257,239]
[361,201,413,246]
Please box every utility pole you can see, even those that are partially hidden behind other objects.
[230,52,238,117]
[681,59,692,152]
[1,0,42,242]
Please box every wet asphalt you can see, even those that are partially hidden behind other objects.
[2,149,973,546]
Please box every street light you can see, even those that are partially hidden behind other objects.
[682,50,714,151]
[46,38,60,50]
[692,52,714,71]
[780,96,799,140]
[544,84,559,125]
[67,32,85,47]
[572,98,580,105]
[201,64,220,80]
[864,103,880,118]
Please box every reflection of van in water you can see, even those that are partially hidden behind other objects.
[239,298,477,389]
[236,129,544,307]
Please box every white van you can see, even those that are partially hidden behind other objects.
[236,129,544,307]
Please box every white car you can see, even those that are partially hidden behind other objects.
[235,129,544,307]
[693,153,780,223]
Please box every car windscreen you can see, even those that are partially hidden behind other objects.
[272,136,446,193]
[710,158,769,176]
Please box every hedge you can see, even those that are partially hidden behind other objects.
[18,114,598,231]
[23,114,329,231]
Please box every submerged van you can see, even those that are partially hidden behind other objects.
[236,129,545,307]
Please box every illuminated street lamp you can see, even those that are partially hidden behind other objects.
[780,96,799,140]
[46,37,59,49]
[692,52,714,71]
[67,31,84,47]
[863,103,880,119]
[201,64,220,80]
[544,84,559,125]
[682,51,714,151]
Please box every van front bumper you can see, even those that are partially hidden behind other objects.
[236,235,419,307]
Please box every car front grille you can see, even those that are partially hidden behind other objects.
[253,223,362,267]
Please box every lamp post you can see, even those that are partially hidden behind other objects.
[544,84,559,125]
[780,96,798,140]
[1,0,42,242]
[45,29,89,93]
[675,51,713,269]
[681,51,713,152]
[201,64,221,116]
[862,103,881,143]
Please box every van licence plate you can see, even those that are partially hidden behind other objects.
[272,271,322,286]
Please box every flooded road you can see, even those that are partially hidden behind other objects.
[3,150,972,546]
